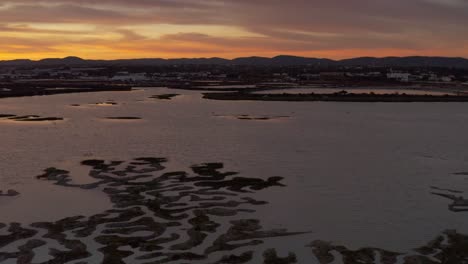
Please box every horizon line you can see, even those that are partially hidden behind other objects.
[2,54,468,62]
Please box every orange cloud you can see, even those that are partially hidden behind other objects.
[0,0,467,60]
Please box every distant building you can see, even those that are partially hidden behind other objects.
[440,76,453,82]
[320,72,346,80]
[111,72,149,81]
[299,73,320,80]
[387,72,411,82]
[428,74,453,82]
[428,74,439,82]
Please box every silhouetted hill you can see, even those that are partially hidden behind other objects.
[1,55,467,68]
[271,55,334,66]
[340,56,468,68]
[0,59,33,66]
[231,55,334,66]
[170,57,231,65]
[38,56,89,66]
[231,56,272,65]
[112,58,168,66]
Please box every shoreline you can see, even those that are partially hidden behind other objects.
[0,82,132,99]
[202,92,468,102]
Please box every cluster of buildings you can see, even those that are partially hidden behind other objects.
[298,71,382,81]
[0,67,231,83]
[0,67,108,81]
[386,71,454,83]
[0,66,467,85]
[281,71,458,83]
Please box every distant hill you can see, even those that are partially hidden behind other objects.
[0,59,33,66]
[1,55,467,68]
[38,56,87,66]
[232,56,334,66]
[339,56,468,68]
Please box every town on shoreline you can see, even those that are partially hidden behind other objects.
[1,56,468,101]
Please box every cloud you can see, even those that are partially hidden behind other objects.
[0,0,466,59]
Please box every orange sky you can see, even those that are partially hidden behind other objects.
[1,1,467,60]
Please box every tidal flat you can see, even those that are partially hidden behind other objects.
[0,114,64,123]
[1,87,468,263]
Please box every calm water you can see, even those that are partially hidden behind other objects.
[1,87,468,262]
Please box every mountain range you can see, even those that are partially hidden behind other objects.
[1,55,468,68]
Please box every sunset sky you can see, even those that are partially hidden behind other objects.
[0,0,467,60]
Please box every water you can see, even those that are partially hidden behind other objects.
[1,87,468,262]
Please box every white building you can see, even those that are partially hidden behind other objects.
[387,72,411,82]
[440,76,453,82]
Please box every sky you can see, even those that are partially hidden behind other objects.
[0,0,467,60]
